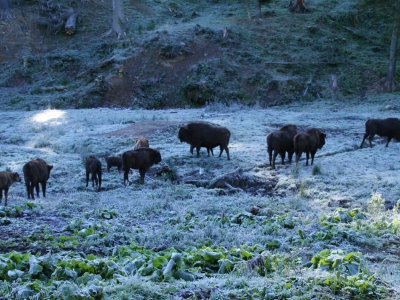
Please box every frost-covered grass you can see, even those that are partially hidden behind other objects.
[0,97,400,298]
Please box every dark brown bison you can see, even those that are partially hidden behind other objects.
[0,172,22,206]
[266,124,297,169]
[23,158,53,199]
[134,137,150,150]
[360,118,400,148]
[122,148,162,185]
[294,128,326,166]
[86,156,102,191]
[178,122,231,160]
[105,156,122,172]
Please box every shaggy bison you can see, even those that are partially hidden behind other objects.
[360,118,400,148]
[294,128,326,166]
[86,156,102,191]
[0,172,22,206]
[105,156,122,172]
[122,148,162,185]
[23,158,53,199]
[266,124,298,169]
[134,137,149,150]
[178,122,231,160]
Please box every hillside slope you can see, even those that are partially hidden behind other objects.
[0,0,396,110]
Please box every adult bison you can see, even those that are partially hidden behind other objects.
[105,156,122,172]
[0,172,22,206]
[360,118,400,148]
[294,128,326,166]
[86,156,102,191]
[266,124,297,169]
[178,122,231,160]
[134,137,149,150]
[23,158,53,199]
[122,148,162,185]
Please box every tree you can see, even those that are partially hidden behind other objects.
[0,0,11,20]
[383,0,400,91]
[359,0,400,92]
[112,0,125,38]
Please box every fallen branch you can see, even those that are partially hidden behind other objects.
[264,61,338,66]
[77,56,116,77]
[40,86,67,92]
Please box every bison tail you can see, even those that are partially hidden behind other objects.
[293,135,299,154]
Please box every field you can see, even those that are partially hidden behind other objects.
[0,96,399,299]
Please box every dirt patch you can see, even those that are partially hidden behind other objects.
[101,40,222,108]
[103,120,184,138]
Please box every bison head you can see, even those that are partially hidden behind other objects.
[13,172,22,182]
[318,131,326,149]
[178,126,190,143]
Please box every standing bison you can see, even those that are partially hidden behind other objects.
[360,118,400,148]
[178,122,231,160]
[23,158,53,199]
[266,124,297,169]
[122,148,162,185]
[86,156,102,191]
[134,137,150,150]
[105,156,122,172]
[294,128,326,166]
[0,172,22,206]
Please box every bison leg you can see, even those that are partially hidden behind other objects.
[123,170,130,186]
[41,182,46,197]
[385,136,392,147]
[86,171,90,187]
[0,189,2,204]
[210,148,214,156]
[4,188,8,206]
[295,151,302,165]
[310,151,316,165]
[272,151,279,169]
[190,145,194,154]
[196,146,201,158]
[360,132,371,148]
[35,183,40,198]
[305,152,310,166]
[268,147,273,166]
[279,151,286,165]
[288,151,294,163]
[107,164,110,172]
[224,147,230,160]
[367,133,375,147]
[98,173,102,191]
[139,169,146,184]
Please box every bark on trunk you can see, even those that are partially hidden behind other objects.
[65,9,77,35]
[384,1,400,92]
[256,0,262,19]
[112,0,125,39]
[0,0,11,20]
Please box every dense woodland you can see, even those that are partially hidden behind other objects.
[0,0,399,299]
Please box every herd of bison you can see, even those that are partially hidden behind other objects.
[0,117,399,206]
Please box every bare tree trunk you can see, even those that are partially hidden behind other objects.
[0,0,11,20]
[256,0,262,19]
[384,1,400,92]
[112,0,125,39]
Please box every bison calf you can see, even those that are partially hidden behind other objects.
[122,148,161,185]
[267,124,297,169]
[294,128,326,166]
[86,156,102,191]
[23,158,53,200]
[134,137,150,150]
[178,122,231,160]
[0,172,22,206]
[360,118,400,148]
[105,156,122,172]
